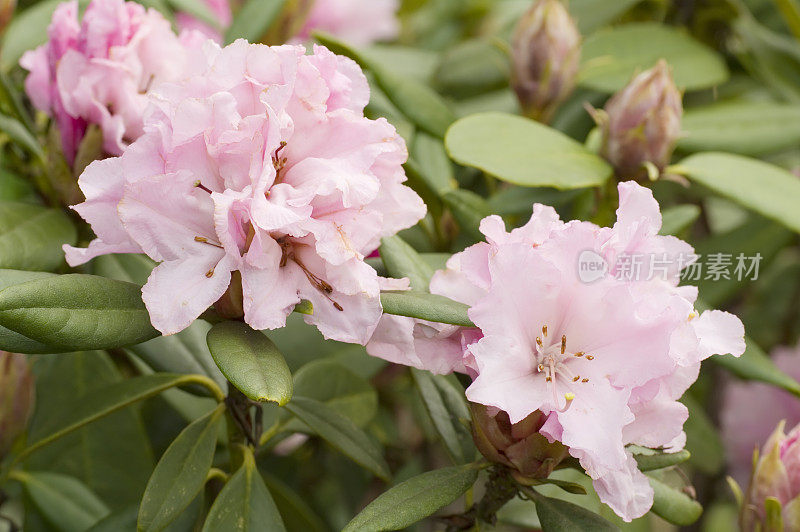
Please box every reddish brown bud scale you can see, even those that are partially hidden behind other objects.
[0,352,34,459]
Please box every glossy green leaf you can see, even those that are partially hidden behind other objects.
[262,473,327,532]
[24,373,222,460]
[445,113,612,189]
[0,269,59,353]
[631,448,691,472]
[679,102,800,156]
[286,359,377,432]
[380,290,473,327]
[0,201,76,271]
[285,396,390,481]
[92,253,156,286]
[0,114,43,160]
[379,235,435,291]
[14,471,110,532]
[201,448,286,532]
[0,170,38,203]
[342,464,480,531]
[412,369,473,464]
[714,334,800,397]
[225,0,287,44]
[0,274,159,351]
[138,405,225,532]
[434,39,509,99]
[680,152,800,234]
[442,188,493,240]
[529,490,618,531]
[569,0,644,33]
[206,321,293,404]
[26,352,154,509]
[410,131,457,196]
[659,204,701,236]
[314,32,456,138]
[648,475,703,526]
[580,23,729,93]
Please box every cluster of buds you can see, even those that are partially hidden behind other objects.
[741,421,800,531]
[593,60,684,180]
[0,352,34,459]
[470,403,568,482]
[510,0,581,123]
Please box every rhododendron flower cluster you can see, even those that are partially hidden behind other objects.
[367,181,746,521]
[20,0,202,165]
[296,0,400,46]
[65,39,425,344]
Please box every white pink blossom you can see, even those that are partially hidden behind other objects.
[64,39,425,344]
[295,0,400,46]
[20,0,202,165]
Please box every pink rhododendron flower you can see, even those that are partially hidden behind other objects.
[175,0,231,43]
[20,0,201,165]
[64,40,425,344]
[722,345,800,486]
[295,0,400,46]
[367,181,745,521]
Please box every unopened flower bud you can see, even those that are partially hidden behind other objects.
[470,403,568,480]
[0,0,15,36]
[597,60,683,180]
[511,0,581,123]
[742,421,800,531]
[0,352,34,458]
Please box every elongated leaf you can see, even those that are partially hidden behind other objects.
[659,204,700,236]
[0,269,59,353]
[529,490,618,532]
[206,321,293,404]
[139,405,225,532]
[648,475,703,526]
[0,201,76,271]
[165,0,219,28]
[263,473,327,532]
[412,369,473,464]
[0,170,38,202]
[0,274,159,351]
[15,471,110,532]
[442,188,492,240]
[343,464,479,531]
[680,152,800,234]
[285,396,390,481]
[631,448,691,472]
[579,23,728,93]
[683,394,724,475]
[0,114,43,160]
[445,113,612,189]
[201,448,286,532]
[225,0,287,44]
[679,102,800,156]
[569,0,643,33]
[434,39,510,99]
[25,373,220,459]
[380,291,474,327]
[314,32,456,138]
[714,334,800,397]
[410,131,457,196]
[286,359,377,431]
[93,253,156,286]
[379,235,435,291]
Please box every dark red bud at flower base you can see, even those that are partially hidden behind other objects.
[596,60,683,180]
[470,402,568,480]
[511,0,581,123]
[0,352,34,459]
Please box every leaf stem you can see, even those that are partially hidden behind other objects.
[773,0,800,40]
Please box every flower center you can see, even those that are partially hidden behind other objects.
[277,237,343,312]
[534,325,594,408]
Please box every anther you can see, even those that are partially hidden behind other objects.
[572,376,580,382]
[574,351,584,357]
[586,355,594,361]
[542,325,548,337]
[536,336,543,348]
[545,377,552,382]
[195,236,224,249]
[561,335,566,355]
[537,364,544,372]
[205,268,215,278]
[581,378,589,383]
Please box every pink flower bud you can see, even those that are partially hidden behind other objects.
[470,403,568,480]
[0,0,14,36]
[598,60,683,179]
[743,421,800,531]
[0,352,34,458]
[511,0,581,123]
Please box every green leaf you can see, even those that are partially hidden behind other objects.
[225,0,288,44]
[262,473,327,532]
[0,274,159,352]
[285,396,390,481]
[568,0,644,34]
[26,352,154,509]
[631,448,691,472]
[379,235,435,291]
[442,188,493,240]
[0,170,38,203]
[342,464,479,531]
[286,359,377,431]
[648,475,703,526]
[24,373,221,461]
[412,369,473,464]
[206,321,293,404]
[679,152,800,234]
[165,0,219,29]
[380,291,474,327]
[410,131,457,196]
[445,113,612,189]
[579,23,729,93]
[683,394,724,475]
[714,334,800,397]
[659,204,701,236]
[138,405,225,532]
[679,102,800,156]
[201,448,286,532]
[0,201,77,271]
[14,471,110,532]
[528,490,619,532]
[433,39,510,99]
[313,32,456,138]
[0,270,60,353]
[92,253,156,286]
[0,114,43,160]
